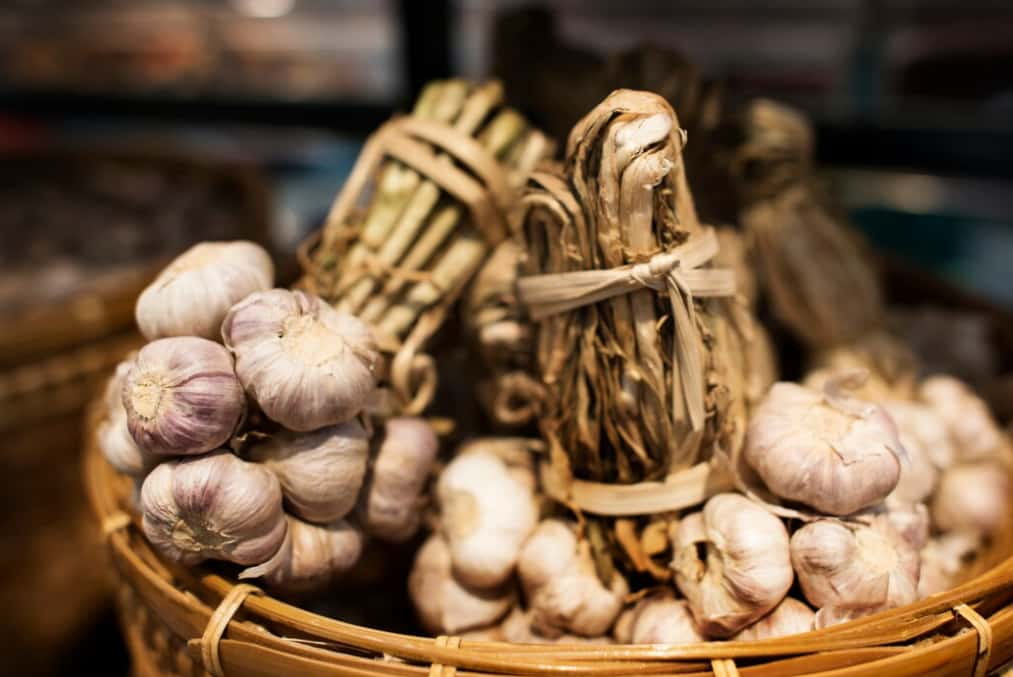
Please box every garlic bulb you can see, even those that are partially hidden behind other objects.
[249,421,369,523]
[918,532,980,598]
[361,417,439,542]
[222,289,379,431]
[920,376,1008,462]
[140,450,286,565]
[239,515,363,593]
[409,534,515,635]
[438,448,538,588]
[672,493,793,638]
[881,400,947,505]
[98,359,158,476]
[790,517,918,627]
[881,503,930,551]
[932,462,1008,535]
[612,593,703,644]
[733,597,815,641]
[744,378,904,515]
[123,337,245,456]
[135,241,273,341]
[464,608,614,645]
[517,519,629,638]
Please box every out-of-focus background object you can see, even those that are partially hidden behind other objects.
[2,0,1013,674]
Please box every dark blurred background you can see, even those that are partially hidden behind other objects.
[1,1,1011,675]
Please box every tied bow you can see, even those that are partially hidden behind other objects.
[517,228,736,431]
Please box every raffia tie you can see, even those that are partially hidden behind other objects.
[517,227,735,431]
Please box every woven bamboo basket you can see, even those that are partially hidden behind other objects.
[85,259,1013,677]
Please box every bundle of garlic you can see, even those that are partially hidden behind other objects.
[98,238,446,595]
[301,78,552,416]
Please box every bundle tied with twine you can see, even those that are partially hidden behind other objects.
[300,79,552,415]
[515,92,773,578]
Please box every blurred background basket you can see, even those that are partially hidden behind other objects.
[0,146,271,676]
[84,257,1013,677]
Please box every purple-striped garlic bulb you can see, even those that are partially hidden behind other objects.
[361,417,439,542]
[744,376,904,515]
[249,421,369,523]
[517,519,629,639]
[240,515,363,593]
[98,358,158,476]
[409,534,515,635]
[672,493,793,638]
[222,289,379,431]
[135,241,273,341]
[140,450,286,566]
[123,337,245,456]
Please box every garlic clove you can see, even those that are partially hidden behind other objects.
[135,241,273,341]
[517,519,629,639]
[744,379,903,515]
[790,517,919,625]
[932,462,1009,535]
[98,359,159,476]
[222,289,379,431]
[615,593,704,644]
[140,450,286,566]
[733,597,815,640]
[249,421,369,524]
[123,337,245,456]
[409,534,515,635]
[361,417,439,543]
[918,532,981,598]
[239,515,363,593]
[920,376,1009,462]
[671,493,793,638]
[438,448,538,589]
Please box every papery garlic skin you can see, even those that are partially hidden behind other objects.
[790,518,918,627]
[499,607,614,645]
[438,449,538,588]
[918,532,980,598]
[932,462,1009,535]
[99,360,158,476]
[672,493,793,638]
[249,421,369,523]
[239,515,363,593]
[744,381,903,515]
[517,519,629,638]
[123,337,245,456]
[881,398,956,472]
[733,597,815,641]
[135,241,273,341]
[222,289,379,431]
[140,450,286,565]
[920,376,1008,462]
[409,534,515,635]
[882,502,930,551]
[361,417,439,542]
[613,594,703,644]
[881,401,939,507]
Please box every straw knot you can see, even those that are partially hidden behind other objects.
[630,251,682,290]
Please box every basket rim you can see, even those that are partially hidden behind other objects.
[84,412,1013,676]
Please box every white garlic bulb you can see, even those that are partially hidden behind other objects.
[744,378,904,515]
[881,503,930,551]
[463,608,614,645]
[98,359,158,476]
[517,519,629,638]
[733,597,815,641]
[790,517,918,628]
[222,289,379,431]
[140,450,286,565]
[881,398,956,471]
[918,532,980,598]
[240,515,363,593]
[409,534,515,635]
[880,401,939,507]
[672,493,793,638]
[123,337,245,456]
[249,421,369,523]
[920,376,1008,463]
[361,417,439,542]
[932,462,1008,535]
[612,593,703,644]
[135,241,273,341]
[438,448,538,588]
